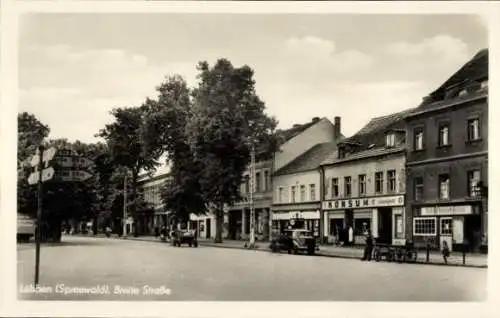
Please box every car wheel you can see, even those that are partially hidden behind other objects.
[189,243,192,247]
[374,250,381,262]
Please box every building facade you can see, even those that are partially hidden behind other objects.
[272,142,339,238]
[321,110,411,245]
[226,160,273,241]
[136,172,173,235]
[405,49,488,252]
[271,117,343,239]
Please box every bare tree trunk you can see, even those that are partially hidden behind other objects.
[214,202,224,243]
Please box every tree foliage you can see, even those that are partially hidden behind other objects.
[187,59,278,242]
[97,104,159,235]
[142,75,207,225]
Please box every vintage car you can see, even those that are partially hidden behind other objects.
[270,229,316,255]
[171,229,198,247]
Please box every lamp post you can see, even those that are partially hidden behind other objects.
[248,141,256,248]
[123,172,128,238]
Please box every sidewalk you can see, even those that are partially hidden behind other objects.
[83,234,487,268]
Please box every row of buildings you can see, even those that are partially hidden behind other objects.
[134,49,488,252]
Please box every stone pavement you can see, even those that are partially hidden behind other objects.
[75,234,487,268]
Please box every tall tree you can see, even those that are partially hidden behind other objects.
[97,105,159,236]
[187,59,278,243]
[142,75,208,226]
[17,112,50,220]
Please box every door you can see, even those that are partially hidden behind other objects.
[206,219,211,239]
[378,208,393,244]
[440,217,453,252]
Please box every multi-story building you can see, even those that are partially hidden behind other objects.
[321,109,412,245]
[136,171,172,235]
[225,116,341,241]
[271,117,343,238]
[405,49,488,252]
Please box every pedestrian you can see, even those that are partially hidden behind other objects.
[361,230,373,261]
[442,240,450,264]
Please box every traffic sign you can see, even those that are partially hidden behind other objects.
[28,167,55,185]
[30,147,57,167]
[74,170,93,181]
[54,170,93,182]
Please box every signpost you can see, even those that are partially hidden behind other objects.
[27,146,93,286]
[28,145,56,287]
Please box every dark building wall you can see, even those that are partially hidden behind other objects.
[406,98,488,164]
[405,98,488,247]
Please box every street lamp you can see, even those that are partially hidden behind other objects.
[123,169,129,238]
[248,140,256,248]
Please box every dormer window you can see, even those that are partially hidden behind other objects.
[386,133,396,148]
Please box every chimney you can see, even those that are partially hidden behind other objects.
[334,116,341,140]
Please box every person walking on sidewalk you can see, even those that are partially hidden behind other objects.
[442,240,450,264]
[361,230,373,261]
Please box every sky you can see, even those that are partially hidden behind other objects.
[19,13,488,144]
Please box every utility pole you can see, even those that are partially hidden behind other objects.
[123,173,128,237]
[249,142,256,248]
[34,145,44,286]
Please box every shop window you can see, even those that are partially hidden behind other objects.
[290,186,296,203]
[414,128,424,150]
[468,170,481,197]
[395,214,404,239]
[300,185,306,202]
[344,176,352,197]
[439,174,450,200]
[438,124,450,146]
[440,218,452,235]
[358,174,366,196]
[309,184,316,201]
[375,172,384,194]
[387,170,396,193]
[413,217,437,236]
[467,118,480,141]
[354,219,371,236]
[331,178,339,198]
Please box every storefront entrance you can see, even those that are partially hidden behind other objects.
[228,210,242,240]
[464,214,482,251]
[378,207,393,244]
[206,219,211,239]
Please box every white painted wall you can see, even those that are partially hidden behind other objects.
[273,170,321,204]
[275,118,335,172]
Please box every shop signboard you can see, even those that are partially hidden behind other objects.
[322,195,404,210]
[421,206,472,216]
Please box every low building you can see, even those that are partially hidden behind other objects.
[321,109,412,245]
[405,49,488,252]
[271,116,343,238]
[136,171,173,235]
[272,142,339,238]
[225,116,341,241]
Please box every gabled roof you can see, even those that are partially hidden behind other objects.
[339,108,414,151]
[275,117,324,144]
[274,142,338,176]
[428,49,488,101]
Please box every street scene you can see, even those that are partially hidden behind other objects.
[14,13,488,302]
[17,235,486,301]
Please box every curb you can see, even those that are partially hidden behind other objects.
[70,235,487,269]
[198,242,487,268]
